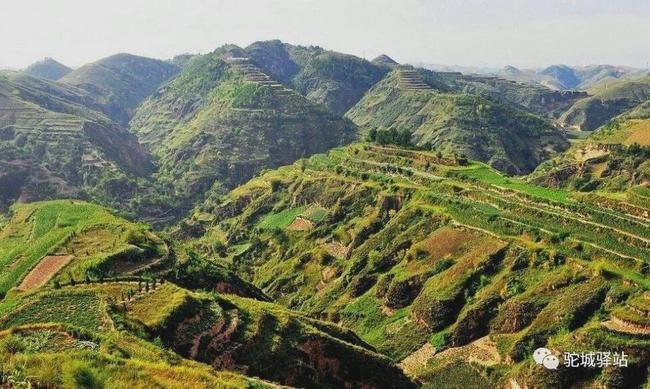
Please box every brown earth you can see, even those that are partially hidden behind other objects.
[18,255,74,290]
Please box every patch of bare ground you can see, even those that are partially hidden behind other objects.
[18,255,74,290]
[399,336,501,376]
[399,342,436,376]
[287,216,314,231]
[322,240,349,259]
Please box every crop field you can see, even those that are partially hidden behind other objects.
[199,143,650,384]
[0,200,165,296]
[0,290,104,331]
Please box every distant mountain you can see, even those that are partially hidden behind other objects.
[423,70,587,119]
[23,57,72,80]
[0,71,151,209]
[346,67,570,174]
[130,46,358,213]
[168,53,199,68]
[491,64,648,91]
[60,53,180,125]
[560,76,650,131]
[244,40,391,114]
[539,65,581,89]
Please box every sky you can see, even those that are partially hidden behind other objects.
[1,0,649,69]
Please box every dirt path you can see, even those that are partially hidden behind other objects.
[18,255,74,291]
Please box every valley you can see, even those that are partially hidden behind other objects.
[0,37,649,388]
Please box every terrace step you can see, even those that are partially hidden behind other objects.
[397,69,433,91]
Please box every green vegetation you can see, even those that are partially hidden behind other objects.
[346,69,570,174]
[60,53,179,125]
[185,143,650,388]
[23,57,72,80]
[0,200,165,296]
[129,46,357,218]
[560,76,650,131]
[0,71,153,212]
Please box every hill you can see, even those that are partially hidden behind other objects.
[0,200,166,298]
[559,76,650,131]
[426,70,587,118]
[23,57,72,80]
[0,71,152,209]
[129,48,358,216]
[60,53,180,125]
[183,143,650,388]
[345,67,570,174]
[531,102,650,193]
[243,40,391,114]
[0,200,414,388]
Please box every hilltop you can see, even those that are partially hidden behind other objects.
[129,47,358,217]
[61,53,180,125]
[346,67,570,174]
[244,40,391,114]
[23,57,72,80]
[183,143,650,388]
[0,71,152,210]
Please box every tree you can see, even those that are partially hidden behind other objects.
[367,128,378,142]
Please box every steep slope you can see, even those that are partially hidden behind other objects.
[0,71,152,209]
[186,144,650,388]
[61,53,180,125]
[130,49,357,214]
[23,57,72,80]
[560,76,650,131]
[346,68,569,174]
[0,283,414,388]
[244,40,391,114]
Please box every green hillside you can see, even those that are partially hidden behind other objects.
[435,71,587,118]
[560,76,650,131]
[245,40,391,114]
[346,68,570,174]
[0,200,165,298]
[531,101,650,193]
[130,48,358,216]
[0,200,414,388]
[0,71,152,209]
[23,57,72,80]
[61,53,180,125]
[183,143,650,388]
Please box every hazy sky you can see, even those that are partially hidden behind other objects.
[1,0,649,69]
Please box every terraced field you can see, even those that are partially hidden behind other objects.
[0,200,166,298]
[189,143,650,387]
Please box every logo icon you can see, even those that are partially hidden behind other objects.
[533,347,559,369]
